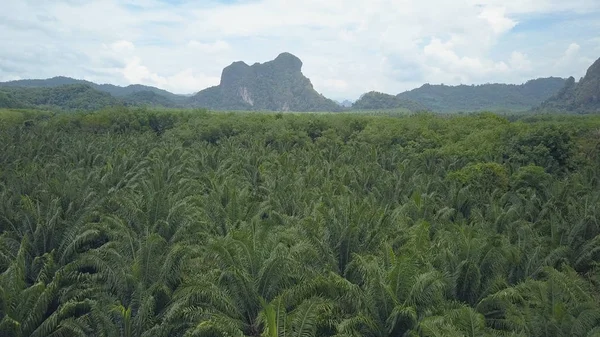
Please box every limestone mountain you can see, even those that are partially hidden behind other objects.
[352,91,429,112]
[539,57,600,113]
[188,53,342,112]
[396,77,566,112]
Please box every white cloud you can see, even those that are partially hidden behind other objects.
[509,51,532,72]
[0,74,21,82]
[551,42,591,78]
[121,56,219,92]
[421,38,511,83]
[478,7,518,34]
[110,40,135,53]
[565,43,581,58]
[187,40,231,53]
[0,0,599,97]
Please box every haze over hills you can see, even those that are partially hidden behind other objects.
[538,57,600,113]
[0,77,186,109]
[0,76,184,101]
[189,52,342,112]
[337,100,354,108]
[0,53,598,113]
[352,91,429,112]
[396,77,567,113]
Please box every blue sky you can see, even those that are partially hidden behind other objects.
[1,0,599,100]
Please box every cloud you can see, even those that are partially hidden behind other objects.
[187,40,231,53]
[0,0,599,98]
[552,42,590,78]
[121,56,219,93]
[313,78,349,92]
[564,43,581,58]
[421,38,512,83]
[0,74,21,82]
[509,51,532,72]
[478,7,518,34]
[110,40,136,53]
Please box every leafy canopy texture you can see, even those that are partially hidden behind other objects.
[1,107,600,337]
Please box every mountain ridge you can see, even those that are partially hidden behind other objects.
[0,84,120,111]
[395,77,566,112]
[352,91,429,112]
[0,76,184,100]
[189,52,342,111]
[3,53,598,113]
[538,57,600,113]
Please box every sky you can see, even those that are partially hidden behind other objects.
[1,0,599,100]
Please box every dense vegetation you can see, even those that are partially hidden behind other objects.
[1,107,599,337]
[189,53,342,112]
[0,84,120,111]
[122,91,182,108]
[0,85,186,111]
[396,77,566,113]
[352,91,428,112]
[0,76,185,102]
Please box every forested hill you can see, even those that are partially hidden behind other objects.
[0,76,184,101]
[0,84,189,110]
[538,57,600,113]
[396,77,566,112]
[351,91,429,112]
[189,52,342,111]
[122,90,181,108]
[0,84,120,110]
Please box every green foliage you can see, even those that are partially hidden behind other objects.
[0,76,186,105]
[0,109,599,337]
[511,165,551,191]
[505,125,575,174]
[448,162,509,193]
[0,91,24,108]
[0,84,120,111]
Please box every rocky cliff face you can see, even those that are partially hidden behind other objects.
[189,53,341,112]
[539,57,600,113]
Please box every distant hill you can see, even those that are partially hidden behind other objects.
[0,91,24,109]
[122,91,181,108]
[0,84,120,110]
[2,59,587,113]
[351,91,429,112]
[188,53,342,112]
[0,77,86,88]
[538,57,600,113]
[337,99,354,108]
[0,76,184,106]
[397,77,566,112]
